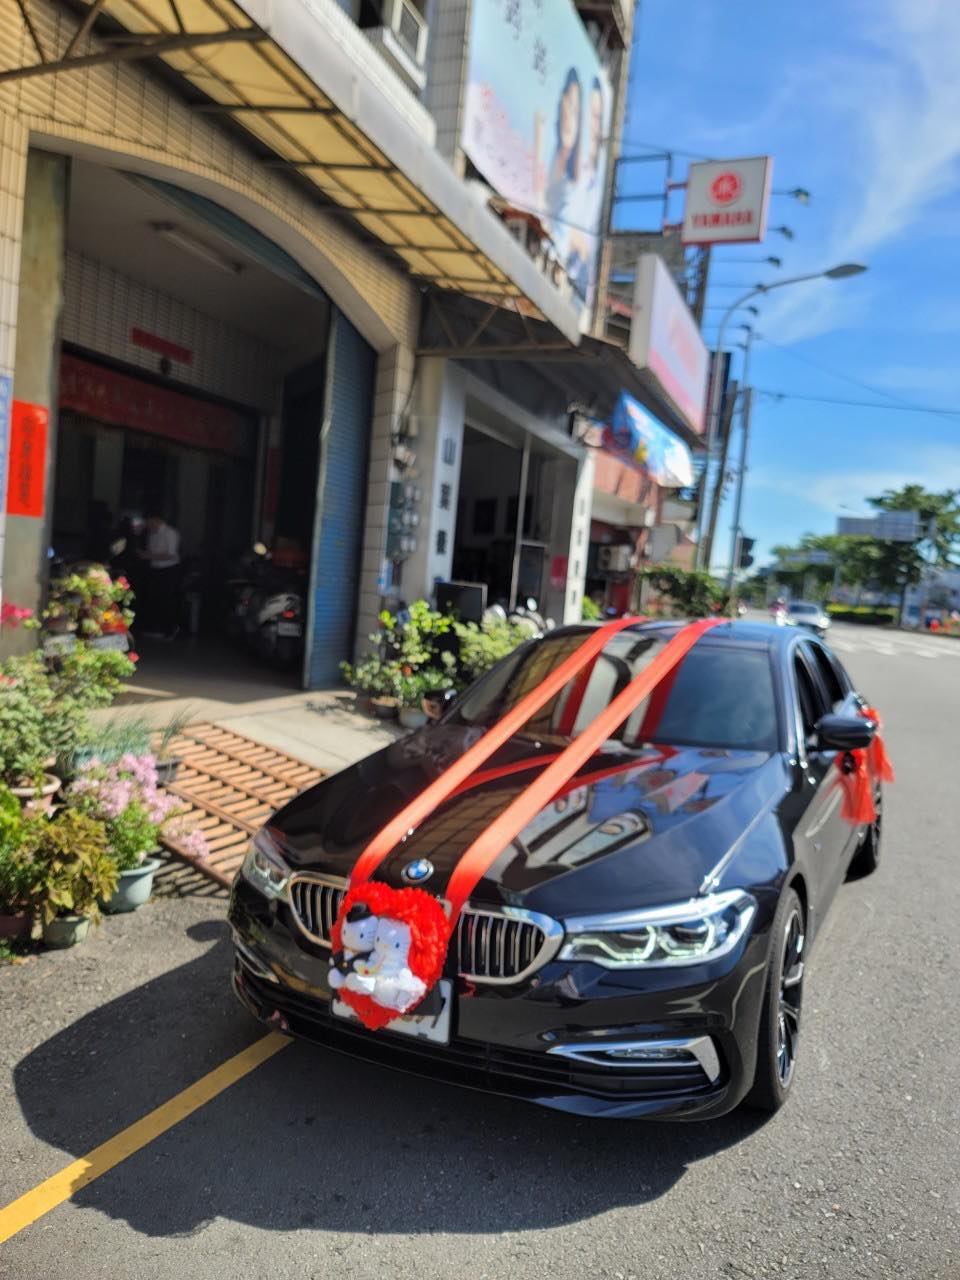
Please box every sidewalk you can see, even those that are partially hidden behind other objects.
[98,637,403,773]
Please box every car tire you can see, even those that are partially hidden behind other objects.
[745,887,805,1114]
[847,785,882,878]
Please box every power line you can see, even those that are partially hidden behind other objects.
[757,335,957,419]
[756,389,960,417]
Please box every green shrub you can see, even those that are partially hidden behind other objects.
[0,786,32,910]
[637,566,731,618]
[825,606,895,626]
[341,600,528,697]
[0,658,52,789]
[453,615,529,684]
[581,597,602,621]
[19,809,115,924]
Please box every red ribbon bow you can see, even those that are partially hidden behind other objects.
[838,705,894,825]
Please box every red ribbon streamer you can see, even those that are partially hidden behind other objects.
[347,615,645,888]
[837,705,894,825]
[444,618,723,919]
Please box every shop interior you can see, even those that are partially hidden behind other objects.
[451,424,555,613]
[50,159,335,697]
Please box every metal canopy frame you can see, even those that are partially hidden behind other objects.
[418,290,707,450]
[0,12,265,84]
[3,0,579,339]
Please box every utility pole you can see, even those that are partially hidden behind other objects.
[725,326,756,594]
[694,264,868,571]
[701,378,739,571]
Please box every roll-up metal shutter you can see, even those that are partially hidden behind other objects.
[304,310,375,687]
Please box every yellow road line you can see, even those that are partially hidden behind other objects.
[0,1031,289,1245]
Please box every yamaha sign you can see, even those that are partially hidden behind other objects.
[681,156,773,245]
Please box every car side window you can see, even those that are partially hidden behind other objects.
[793,651,826,743]
[803,641,845,710]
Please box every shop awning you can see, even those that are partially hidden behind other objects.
[1,0,582,343]
[418,292,708,451]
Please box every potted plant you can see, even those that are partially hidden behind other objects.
[153,709,193,785]
[0,658,60,812]
[41,566,135,647]
[67,754,209,913]
[340,655,402,718]
[19,809,116,948]
[0,786,33,940]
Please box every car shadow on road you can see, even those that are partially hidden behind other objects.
[13,919,769,1238]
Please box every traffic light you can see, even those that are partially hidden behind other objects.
[738,537,755,569]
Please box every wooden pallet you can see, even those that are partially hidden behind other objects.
[158,722,324,890]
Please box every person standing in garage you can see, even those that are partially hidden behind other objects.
[140,512,182,640]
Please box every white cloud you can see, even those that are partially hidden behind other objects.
[867,364,960,399]
[751,443,960,513]
[754,0,960,341]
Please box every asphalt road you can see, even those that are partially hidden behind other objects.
[2,622,959,1280]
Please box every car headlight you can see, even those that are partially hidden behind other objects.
[559,889,756,969]
[241,830,291,900]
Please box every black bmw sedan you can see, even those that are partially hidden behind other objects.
[228,620,884,1120]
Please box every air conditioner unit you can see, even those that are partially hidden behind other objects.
[598,545,633,573]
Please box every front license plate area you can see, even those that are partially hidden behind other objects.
[276,621,301,637]
[332,979,452,1045]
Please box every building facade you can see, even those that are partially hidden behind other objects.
[0,0,700,689]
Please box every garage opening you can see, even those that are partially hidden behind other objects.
[48,159,364,701]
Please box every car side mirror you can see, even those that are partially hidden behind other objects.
[422,688,458,721]
[814,713,876,752]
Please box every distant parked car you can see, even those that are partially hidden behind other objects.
[787,601,830,638]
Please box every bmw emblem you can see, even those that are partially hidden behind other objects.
[402,858,434,885]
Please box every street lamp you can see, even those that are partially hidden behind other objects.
[695,263,867,569]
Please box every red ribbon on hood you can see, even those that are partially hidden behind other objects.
[331,617,722,1029]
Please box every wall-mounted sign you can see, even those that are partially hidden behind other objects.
[59,354,252,457]
[628,255,709,435]
[7,400,49,517]
[130,327,193,365]
[462,0,612,309]
[681,156,773,245]
[603,394,694,489]
[0,374,11,515]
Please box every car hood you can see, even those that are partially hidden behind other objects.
[267,727,789,917]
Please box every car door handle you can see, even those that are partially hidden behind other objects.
[813,841,822,853]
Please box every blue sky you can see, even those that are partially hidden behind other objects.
[616,0,960,569]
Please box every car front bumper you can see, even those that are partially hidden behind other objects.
[228,876,771,1121]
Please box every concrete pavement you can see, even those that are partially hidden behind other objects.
[2,623,959,1279]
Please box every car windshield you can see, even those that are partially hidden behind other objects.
[790,603,818,615]
[450,632,779,752]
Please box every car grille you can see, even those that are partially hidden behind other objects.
[288,874,561,984]
[235,965,720,1103]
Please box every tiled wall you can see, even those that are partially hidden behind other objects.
[0,0,420,354]
[62,249,281,411]
[0,0,425,636]
[424,0,472,165]
[0,115,27,601]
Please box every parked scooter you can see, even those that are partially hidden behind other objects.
[507,597,556,638]
[225,543,305,669]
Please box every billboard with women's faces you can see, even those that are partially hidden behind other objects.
[462,0,613,312]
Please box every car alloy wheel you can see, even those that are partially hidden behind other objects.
[848,785,882,878]
[746,886,805,1112]
[776,908,804,1089]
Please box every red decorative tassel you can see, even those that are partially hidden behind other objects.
[329,883,450,1031]
[860,705,895,784]
[839,750,877,825]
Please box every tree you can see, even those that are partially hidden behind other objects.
[867,485,960,620]
[637,566,731,617]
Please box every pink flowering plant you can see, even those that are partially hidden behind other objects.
[67,753,209,871]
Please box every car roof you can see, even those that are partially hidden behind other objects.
[547,618,804,655]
